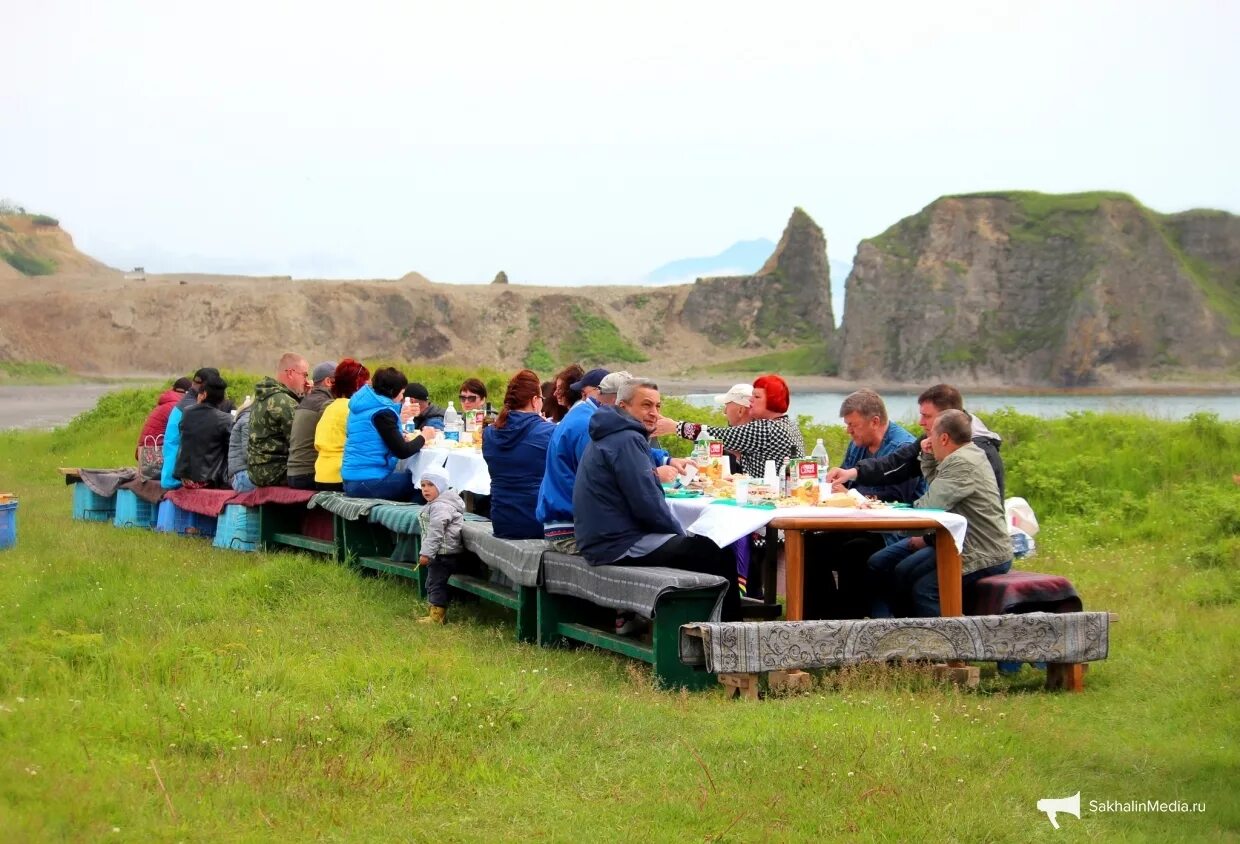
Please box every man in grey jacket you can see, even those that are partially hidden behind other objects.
[228,399,255,493]
[286,361,336,489]
[867,409,1012,617]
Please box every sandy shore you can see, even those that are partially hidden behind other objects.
[0,384,129,431]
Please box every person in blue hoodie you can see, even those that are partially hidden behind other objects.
[573,379,742,622]
[535,367,608,552]
[160,367,219,490]
[481,369,555,539]
[341,367,428,501]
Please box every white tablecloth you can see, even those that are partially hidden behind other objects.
[405,447,491,496]
[666,497,968,553]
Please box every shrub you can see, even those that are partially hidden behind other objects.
[30,214,59,227]
[2,252,55,276]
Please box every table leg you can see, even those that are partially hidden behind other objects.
[785,528,805,621]
[934,526,963,616]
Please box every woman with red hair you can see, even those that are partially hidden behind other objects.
[314,358,370,491]
[662,373,805,478]
[482,369,556,538]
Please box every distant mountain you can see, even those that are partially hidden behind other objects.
[644,238,776,284]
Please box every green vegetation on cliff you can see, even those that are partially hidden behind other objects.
[559,306,648,366]
[2,251,56,276]
[700,341,837,376]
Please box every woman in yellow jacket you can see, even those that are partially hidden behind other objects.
[314,359,370,490]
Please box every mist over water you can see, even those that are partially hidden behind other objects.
[682,392,1240,425]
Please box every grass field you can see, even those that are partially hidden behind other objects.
[0,383,1237,841]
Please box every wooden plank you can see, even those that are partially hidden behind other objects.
[719,673,760,700]
[768,669,813,694]
[555,622,655,663]
[1046,662,1086,692]
[448,573,521,610]
[357,556,420,580]
[270,532,336,556]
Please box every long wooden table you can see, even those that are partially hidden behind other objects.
[770,515,965,621]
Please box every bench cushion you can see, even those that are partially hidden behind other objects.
[968,570,1081,615]
[542,551,728,620]
[461,522,546,588]
[680,612,1111,673]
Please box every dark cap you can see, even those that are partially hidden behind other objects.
[311,361,337,383]
[570,368,609,392]
[172,377,193,392]
[405,382,430,401]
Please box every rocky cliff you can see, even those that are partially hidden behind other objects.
[0,210,829,376]
[838,192,1240,386]
[681,207,835,347]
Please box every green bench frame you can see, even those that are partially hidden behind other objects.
[536,587,721,690]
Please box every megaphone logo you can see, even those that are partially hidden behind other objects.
[1036,792,1081,829]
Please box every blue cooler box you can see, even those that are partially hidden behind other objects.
[155,499,217,537]
[0,500,16,550]
[113,489,158,529]
[72,483,116,522]
[213,504,259,552]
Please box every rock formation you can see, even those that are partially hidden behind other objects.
[680,207,835,347]
[838,192,1239,386]
[492,271,509,285]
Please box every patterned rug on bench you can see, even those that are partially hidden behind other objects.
[679,612,1111,673]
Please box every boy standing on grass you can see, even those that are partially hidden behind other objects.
[417,468,466,624]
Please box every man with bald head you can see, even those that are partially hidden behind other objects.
[247,352,310,487]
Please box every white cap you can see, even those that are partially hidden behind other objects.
[598,371,634,395]
[419,468,450,493]
[713,383,753,407]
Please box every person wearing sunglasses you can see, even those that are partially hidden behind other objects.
[457,378,488,413]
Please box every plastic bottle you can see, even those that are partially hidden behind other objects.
[811,438,830,503]
[443,401,461,443]
[403,398,416,434]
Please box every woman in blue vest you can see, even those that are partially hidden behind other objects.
[341,367,425,501]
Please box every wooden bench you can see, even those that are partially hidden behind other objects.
[538,551,728,690]
[457,522,546,643]
[680,612,1115,697]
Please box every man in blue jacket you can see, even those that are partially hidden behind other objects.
[573,379,741,622]
[535,367,608,552]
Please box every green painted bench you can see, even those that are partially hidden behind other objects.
[537,551,727,690]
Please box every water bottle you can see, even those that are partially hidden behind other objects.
[443,401,461,443]
[403,398,416,434]
[811,438,829,503]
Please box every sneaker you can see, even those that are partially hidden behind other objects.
[615,612,649,637]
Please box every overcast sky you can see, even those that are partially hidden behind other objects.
[3,0,1236,284]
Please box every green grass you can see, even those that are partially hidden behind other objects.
[559,306,648,366]
[0,394,1237,839]
[699,343,837,377]
[0,361,73,385]
[2,251,56,276]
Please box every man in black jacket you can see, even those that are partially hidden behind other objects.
[827,383,1005,506]
[174,374,234,488]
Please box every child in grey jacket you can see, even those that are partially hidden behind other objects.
[417,468,466,624]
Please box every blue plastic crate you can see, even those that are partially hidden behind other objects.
[113,489,158,529]
[72,483,116,522]
[0,500,16,550]
[155,498,176,532]
[154,499,217,538]
[212,504,259,552]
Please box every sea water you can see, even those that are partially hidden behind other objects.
[681,392,1240,424]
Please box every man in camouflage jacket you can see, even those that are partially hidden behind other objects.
[247,353,310,487]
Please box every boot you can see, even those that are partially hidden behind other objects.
[418,605,447,625]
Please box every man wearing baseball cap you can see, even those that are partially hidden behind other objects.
[286,361,337,489]
[535,367,608,552]
[597,371,633,406]
[714,383,753,428]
